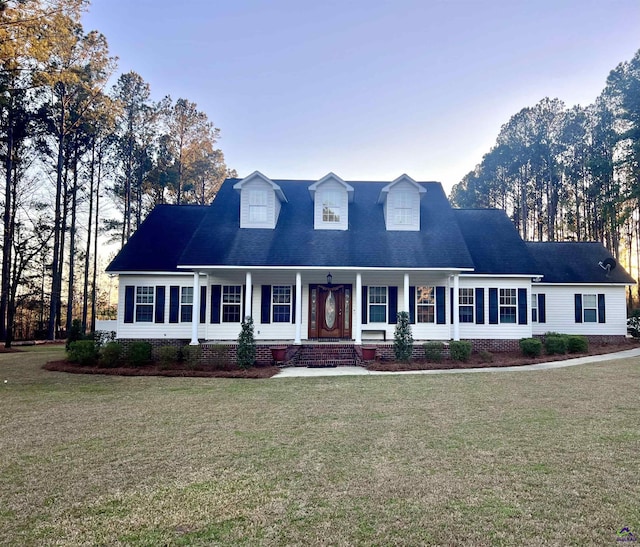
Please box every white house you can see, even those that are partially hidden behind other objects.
[106,172,633,364]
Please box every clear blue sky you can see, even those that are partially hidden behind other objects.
[83,0,640,193]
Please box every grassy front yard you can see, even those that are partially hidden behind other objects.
[1,346,638,545]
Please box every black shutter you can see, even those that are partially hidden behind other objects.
[261,285,271,324]
[574,294,582,323]
[538,294,546,323]
[475,288,484,324]
[518,288,527,325]
[291,285,296,323]
[409,286,416,324]
[199,286,207,323]
[155,286,165,323]
[388,286,398,324]
[169,286,179,323]
[450,287,454,323]
[124,285,135,323]
[242,285,247,321]
[210,285,221,323]
[489,288,498,324]
[598,294,606,323]
[361,286,368,325]
[436,286,446,324]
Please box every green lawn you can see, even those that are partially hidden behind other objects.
[1,346,638,545]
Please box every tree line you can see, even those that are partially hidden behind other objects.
[450,49,640,308]
[0,0,234,347]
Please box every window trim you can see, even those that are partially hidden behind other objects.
[368,286,388,323]
[222,285,243,323]
[394,190,414,225]
[531,293,538,323]
[321,189,342,223]
[499,288,517,324]
[415,285,435,323]
[271,285,292,323]
[135,286,154,322]
[180,286,193,323]
[248,189,268,223]
[459,287,474,323]
[582,293,597,323]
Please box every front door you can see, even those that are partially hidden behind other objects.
[308,284,352,339]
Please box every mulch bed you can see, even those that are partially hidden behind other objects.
[43,360,281,379]
[367,338,640,372]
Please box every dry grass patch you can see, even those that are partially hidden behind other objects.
[1,346,639,545]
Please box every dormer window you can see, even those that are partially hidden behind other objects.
[249,189,268,223]
[377,174,425,231]
[309,173,354,231]
[322,189,342,223]
[233,171,287,229]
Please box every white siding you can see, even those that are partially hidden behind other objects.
[531,284,627,336]
[313,180,349,230]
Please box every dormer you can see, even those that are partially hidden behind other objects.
[308,173,354,230]
[233,171,287,229]
[377,174,425,231]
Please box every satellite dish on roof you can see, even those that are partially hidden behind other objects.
[598,257,617,278]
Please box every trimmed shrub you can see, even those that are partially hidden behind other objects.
[127,341,152,367]
[519,337,542,357]
[181,345,202,369]
[68,340,98,366]
[66,319,83,351]
[157,345,179,369]
[544,334,568,355]
[479,350,494,363]
[208,344,232,370]
[450,340,472,362]
[567,335,588,354]
[393,311,414,362]
[423,341,444,362]
[100,342,122,368]
[237,316,256,369]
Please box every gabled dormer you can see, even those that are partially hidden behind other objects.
[233,171,287,229]
[308,173,354,231]
[377,174,425,231]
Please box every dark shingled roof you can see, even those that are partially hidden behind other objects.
[526,242,635,284]
[453,209,540,275]
[177,178,475,269]
[106,204,208,272]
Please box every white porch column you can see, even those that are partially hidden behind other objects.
[245,272,252,319]
[190,271,201,345]
[355,272,362,344]
[294,272,302,344]
[452,273,460,341]
[403,273,410,313]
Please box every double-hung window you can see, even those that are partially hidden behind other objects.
[180,287,193,322]
[135,286,154,322]
[459,288,474,323]
[368,286,387,323]
[582,294,597,322]
[416,286,435,323]
[394,191,413,225]
[322,190,341,223]
[499,288,517,323]
[222,285,242,323]
[249,190,268,223]
[272,285,291,322]
[531,293,538,322]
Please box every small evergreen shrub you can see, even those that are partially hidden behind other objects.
[181,345,202,369]
[393,311,414,362]
[68,340,98,366]
[157,345,179,369]
[100,342,122,368]
[567,335,589,354]
[479,350,494,363]
[208,344,232,370]
[450,340,472,362]
[423,341,444,362]
[66,319,83,351]
[544,334,568,355]
[237,316,256,369]
[127,341,152,367]
[519,337,542,357]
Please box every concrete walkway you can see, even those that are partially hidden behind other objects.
[273,347,640,378]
